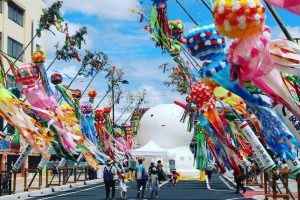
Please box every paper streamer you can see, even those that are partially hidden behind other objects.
[37,146,54,170]
[239,122,275,170]
[253,152,266,170]
[58,158,67,169]
[287,157,300,174]
[12,144,32,172]
[274,104,300,142]
[73,154,83,167]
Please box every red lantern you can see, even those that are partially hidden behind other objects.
[88,90,97,98]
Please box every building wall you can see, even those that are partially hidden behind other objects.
[0,0,46,166]
[0,0,45,69]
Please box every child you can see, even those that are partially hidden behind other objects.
[118,173,127,200]
[171,169,180,185]
[150,172,159,199]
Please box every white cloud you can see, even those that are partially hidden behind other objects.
[271,25,300,40]
[46,0,139,21]
[45,21,92,57]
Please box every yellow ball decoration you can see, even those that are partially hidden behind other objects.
[213,0,266,39]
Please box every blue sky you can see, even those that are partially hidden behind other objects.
[45,0,300,123]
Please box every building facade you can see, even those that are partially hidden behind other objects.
[0,0,46,173]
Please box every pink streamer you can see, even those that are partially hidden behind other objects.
[266,0,300,15]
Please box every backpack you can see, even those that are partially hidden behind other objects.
[149,166,158,175]
[206,164,213,171]
[103,166,114,182]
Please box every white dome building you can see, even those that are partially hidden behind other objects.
[137,104,199,176]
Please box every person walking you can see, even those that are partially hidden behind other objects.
[157,160,165,184]
[205,162,214,185]
[234,165,246,194]
[150,171,159,199]
[118,173,127,200]
[103,160,117,200]
[171,169,180,185]
[135,158,148,199]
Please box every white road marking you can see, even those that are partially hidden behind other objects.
[36,185,104,200]
[219,176,236,191]
[33,179,168,200]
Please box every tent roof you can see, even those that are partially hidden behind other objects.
[131,141,170,157]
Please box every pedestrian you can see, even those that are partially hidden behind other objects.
[53,159,59,175]
[281,160,289,179]
[150,170,159,199]
[135,158,148,199]
[171,169,180,185]
[118,173,127,200]
[156,160,165,184]
[148,162,158,189]
[205,162,213,185]
[103,160,117,200]
[234,165,246,194]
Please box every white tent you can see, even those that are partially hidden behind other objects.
[131,141,170,157]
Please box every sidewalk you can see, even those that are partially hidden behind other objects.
[0,175,103,200]
[222,172,299,199]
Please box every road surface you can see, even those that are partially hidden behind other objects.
[28,175,254,200]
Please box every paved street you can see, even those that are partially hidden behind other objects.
[28,175,254,200]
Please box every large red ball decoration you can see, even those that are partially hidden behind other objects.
[50,73,63,85]
[103,107,111,114]
[88,90,97,98]
[190,82,212,106]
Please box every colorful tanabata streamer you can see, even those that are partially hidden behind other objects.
[184,24,268,107]
[60,104,106,169]
[228,26,300,120]
[266,0,300,15]
[255,106,300,173]
[0,86,51,159]
[80,101,97,146]
[194,122,208,170]
[16,64,79,153]
[188,81,244,176]
[213,86,261,133]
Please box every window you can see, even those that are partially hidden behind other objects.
[8,1,24,26]
[7,37,23,61]
[0,0,3,13]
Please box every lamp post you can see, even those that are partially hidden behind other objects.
[111,78,129,127]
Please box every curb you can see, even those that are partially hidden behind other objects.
[0,179,103,200]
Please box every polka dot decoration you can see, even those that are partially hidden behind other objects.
[213,0,266,39]
[80,102,93,115]
[190,81,213,106]
[184,24,226,61]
